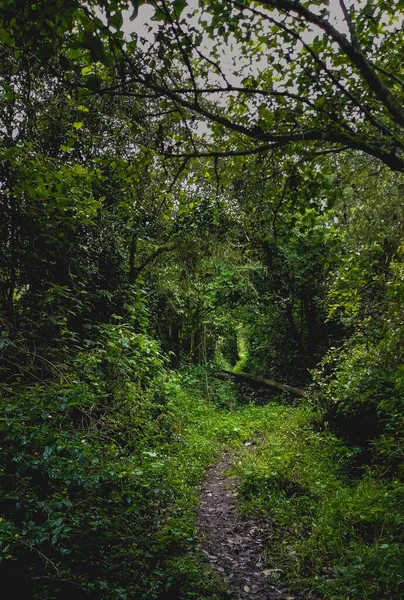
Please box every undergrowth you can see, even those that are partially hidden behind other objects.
[2,352,403,600]
[0,350,275,600]
[233,405,404,599]
[0,335,241,600]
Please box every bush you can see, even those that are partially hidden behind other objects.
[311,324,404,474]
[0,327,243,600]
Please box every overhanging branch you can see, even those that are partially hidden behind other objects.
[257,0,404,126]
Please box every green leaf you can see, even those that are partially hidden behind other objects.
[109,11,123,30]
[173,0,186,15]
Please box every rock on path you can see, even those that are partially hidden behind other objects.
[196,453,299,600]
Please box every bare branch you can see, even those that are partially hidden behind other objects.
[166,86,316,108]
[339,0,358,44]
[165,158,188,195]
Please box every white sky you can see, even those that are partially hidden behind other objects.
[123,0,350,87]
[128,1,349,37]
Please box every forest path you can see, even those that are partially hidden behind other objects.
[196,452,300,600]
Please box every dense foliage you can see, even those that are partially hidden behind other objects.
[1,1,404,598]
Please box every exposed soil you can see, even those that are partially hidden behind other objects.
[196,452,302,600]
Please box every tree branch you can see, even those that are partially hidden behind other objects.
[132,244,176,282]
[215,369,306,398]
[257,0,404,126]
[339,0,358,44]
[233,0,404,147]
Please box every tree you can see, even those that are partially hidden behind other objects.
[142,0,404,170]
[2,1,404,171]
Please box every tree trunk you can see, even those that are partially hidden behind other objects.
[214,369,305,398]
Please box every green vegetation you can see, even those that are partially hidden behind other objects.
[235,407,404,599]
[0,362,239,600]
[1,1,404,598]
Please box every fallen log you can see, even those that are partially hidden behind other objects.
[214,369,305,398]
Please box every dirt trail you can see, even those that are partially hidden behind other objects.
[196,453,301,600]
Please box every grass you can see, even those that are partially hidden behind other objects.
[230,407,404,599]
[4,364,402,599]
[155,375,289,598]
[165,370,404,599]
